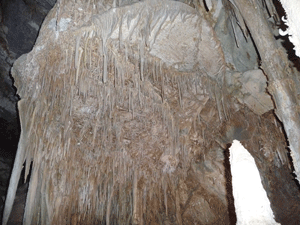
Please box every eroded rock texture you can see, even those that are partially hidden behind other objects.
[3,0,300,224]
[0,0,57,222]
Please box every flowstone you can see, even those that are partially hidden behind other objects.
[3,0,300,224]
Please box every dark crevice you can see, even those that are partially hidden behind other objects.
[223,143,237,225]
[202,0,209,12]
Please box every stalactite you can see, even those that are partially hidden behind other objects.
[5,0,295,224]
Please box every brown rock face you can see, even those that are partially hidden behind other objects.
[3,0,300,224]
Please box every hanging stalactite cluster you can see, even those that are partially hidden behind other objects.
[3,0,300,224]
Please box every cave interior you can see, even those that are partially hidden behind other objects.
[0,0,300,224]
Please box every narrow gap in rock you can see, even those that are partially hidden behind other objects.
[223,143,237,225]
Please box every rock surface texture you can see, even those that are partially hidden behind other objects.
[0,0,56,222]
[2,0,300,224]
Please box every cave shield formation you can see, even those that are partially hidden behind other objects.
[3,0,300,224]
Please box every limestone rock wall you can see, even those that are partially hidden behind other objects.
[3,0,300,224]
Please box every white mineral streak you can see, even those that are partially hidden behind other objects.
[279,0,300,58]
[58,18,72,32]
[229,140,280,225]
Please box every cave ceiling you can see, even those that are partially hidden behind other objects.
[1,0,300,224]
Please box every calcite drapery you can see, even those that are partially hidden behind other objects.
[4,1,229,224]
[3,0,300,224]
